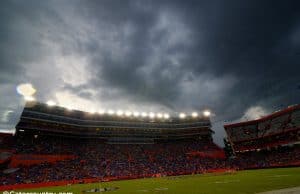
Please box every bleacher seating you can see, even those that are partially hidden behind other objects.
[225,105,300,152]
[0,134,227,186]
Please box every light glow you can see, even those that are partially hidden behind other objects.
[89,109,96,114]
[163,113,170,119]
[179,113,186,119]
[98,109,105,114]
[46,100,56,106]
[203,110,211,117]
[16,83,36,97]
[141,112,148,117]
[133,112,140,117]
[117,110,124,116]
[149,112,155,118]
[125,111,132,116]
[157,113,163,118]
[24,96,35,102]
[191,112,198,117]
[108,110,115,115]
[66,106,73,111]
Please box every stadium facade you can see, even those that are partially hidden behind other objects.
[224,104,300,153]
[16,102,213,144]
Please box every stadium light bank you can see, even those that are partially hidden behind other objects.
[22,97,212,120]
[32,100,213,120]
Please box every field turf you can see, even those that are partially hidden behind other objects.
[15,167,300,194]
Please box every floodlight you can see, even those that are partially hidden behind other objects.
[133,112,140,117]
[89,109,96,114]
[125,111,132,116]
[117,110,124,116]
[16,83,36,97]
[191,112,198,117]
[179,113,186,119]
[46,100,56,106]
[149,112,155,118]
[24,96,35,102]
[141,112,148,117]
[66,106,73,111]
[203,110,211,117]
[163,113,170,119]
[98,109,105,114]
[108,110,115,115]
[157,113,163,118]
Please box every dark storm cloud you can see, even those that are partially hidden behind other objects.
[79,0,198,108]
[167,0,300,114]
[85,0,300,118]
[173,0,300,141]
[0,0,300,145]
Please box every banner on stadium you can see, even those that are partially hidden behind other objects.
[9,154,76,167]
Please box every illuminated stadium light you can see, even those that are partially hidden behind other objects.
[16,83,36,97]
[24,96,35,102]
[89,109,96,114]
[149,112,155,119]
[107,110,115,115]
[179,113,186,119]
[133,111,140,117]
[157,113,163,118]
[191,112,198,118]
[125,111,132,116]
[46,100,56,106]
[98,109,105,114]
[141,112,148,117]
[116,110,124,116]
[203,110,211,117]
[163,113,170,119]
[66,106,73,111]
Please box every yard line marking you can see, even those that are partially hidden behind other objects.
[257,186,300,194]
[136,189,150,192]
[155,188,169,190]
[267,174,291,178]
[214,179,240,184]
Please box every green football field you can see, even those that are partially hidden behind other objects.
[15,167,300,194]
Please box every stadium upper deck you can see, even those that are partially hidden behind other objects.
[16,102,213,143]
[224,105,300,152]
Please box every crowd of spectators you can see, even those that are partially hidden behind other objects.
[233,130,299,151]
[231,145,300,169]
[1,134,299,186]
[0,135,227,185]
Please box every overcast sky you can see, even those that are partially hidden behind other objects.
[1,0,300,145]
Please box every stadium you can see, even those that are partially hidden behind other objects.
[1,1,300,193]
[0,101,299,193]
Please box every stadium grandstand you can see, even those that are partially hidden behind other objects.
[1,102,300,191]
[0,101,227,188]
[224,105,300,170]
[15,101,214,144]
